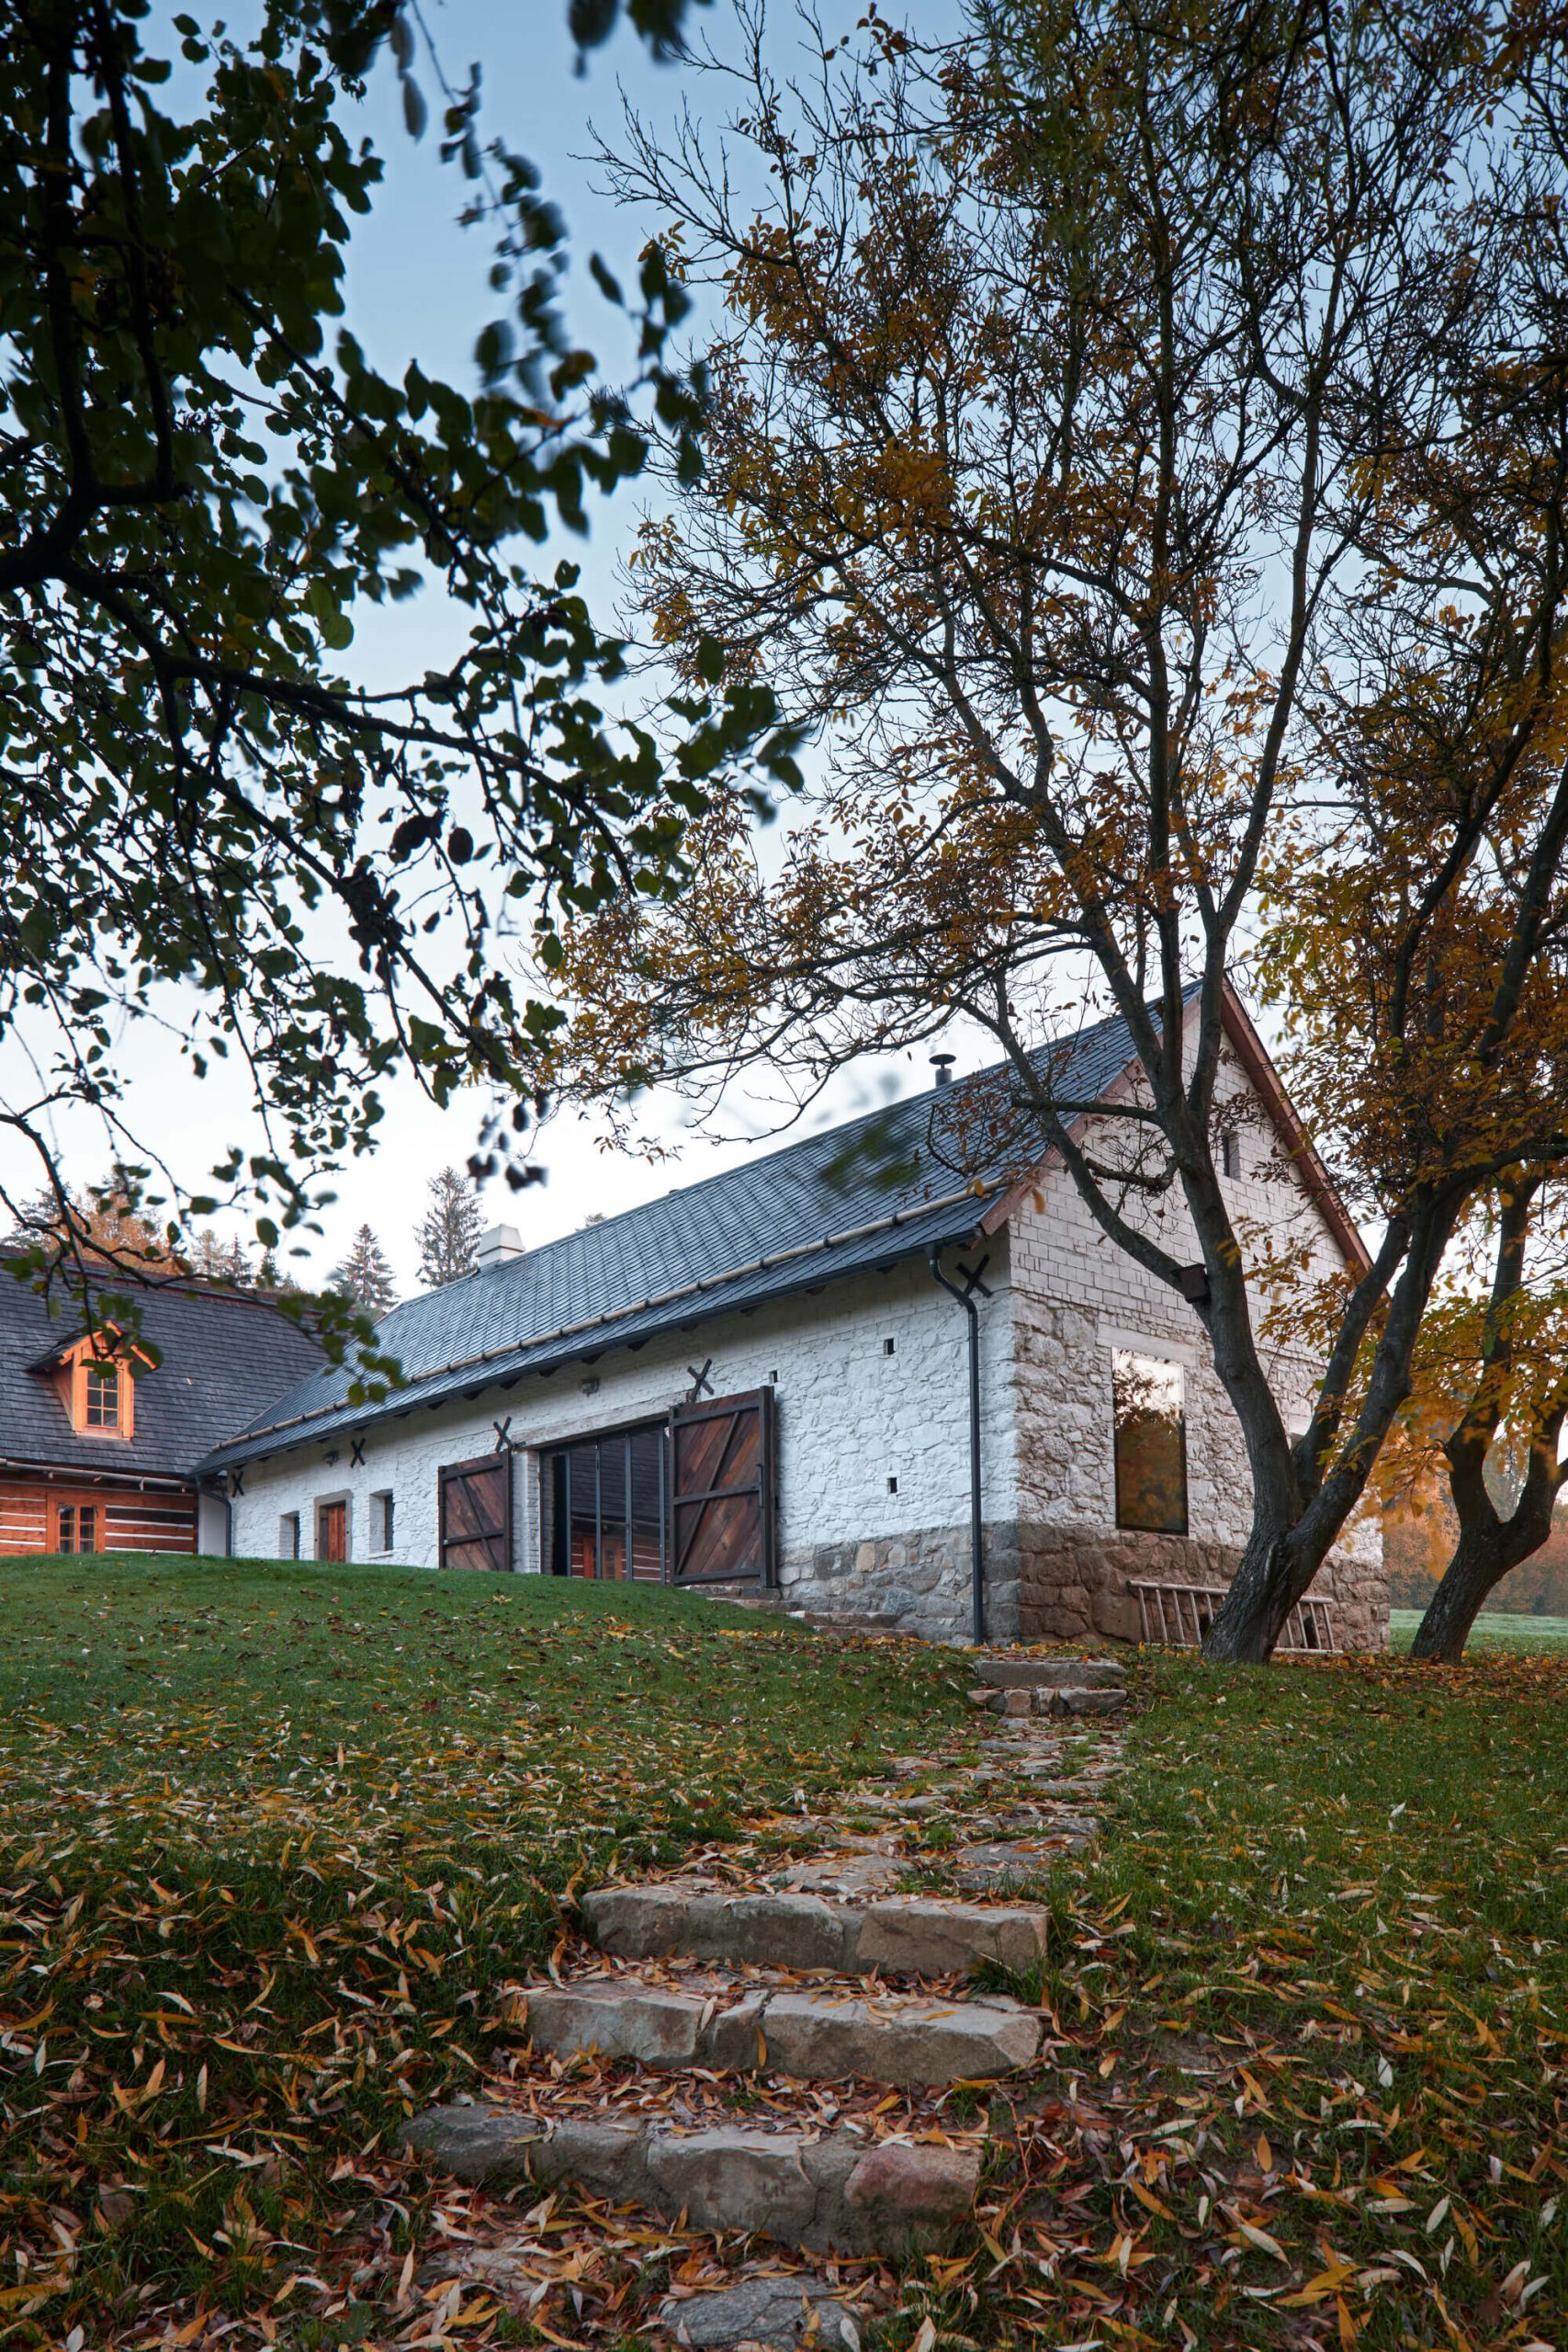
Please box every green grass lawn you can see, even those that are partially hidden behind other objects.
[0,1555,967,2348]
[1390,1604,1568,1651]
[4,1557,1565,2350]
[1040,1647,1568,2351]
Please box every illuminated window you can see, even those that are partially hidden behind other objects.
[1112,1351,1189,1535]
[85,1363,119,1428]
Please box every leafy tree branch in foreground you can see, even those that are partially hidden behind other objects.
[0,0,790,1376]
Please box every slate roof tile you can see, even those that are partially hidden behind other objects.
[0,1278,324,1482]
[199,998,1168,1473]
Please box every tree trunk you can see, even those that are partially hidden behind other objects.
[1407,1521,1516,1661]
[1200,1523,1304,1664]
[1410,1181,1564,1663]
[1410,1435,1563,1662]
[1201,1197,1457,1663]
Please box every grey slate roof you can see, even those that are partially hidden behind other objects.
[0,1274,324,1482]
[199,999,1168,1474]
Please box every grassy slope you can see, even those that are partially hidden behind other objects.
[1036,1649,1568,2350]
[4,1559,1566,2349]
[0,1555,966,2346]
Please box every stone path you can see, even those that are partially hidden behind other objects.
[404,1646,1129,2348]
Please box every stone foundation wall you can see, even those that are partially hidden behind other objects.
[779,1522,1020,1645]
[1013,1519,1388,1652]
[780,1516,1387,1653]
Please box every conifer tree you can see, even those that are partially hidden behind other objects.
[330,1227,398,1317]
[415,1168,483,1289]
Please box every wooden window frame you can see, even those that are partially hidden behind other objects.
[51,1333,141,1440]
[368,1489,395,1555]
[1111,1350,1190,1537]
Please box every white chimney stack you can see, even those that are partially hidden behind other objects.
[474,1224,525,1272]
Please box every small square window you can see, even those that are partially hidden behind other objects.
[85,1363,119,1428]
[370,1490,395,1554]
[280,1511,300,1562]
[1221,1134,1241,1180]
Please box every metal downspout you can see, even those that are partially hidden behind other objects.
[930,1247,987,1646]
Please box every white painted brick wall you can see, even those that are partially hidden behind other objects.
[229,1250,1016,1575]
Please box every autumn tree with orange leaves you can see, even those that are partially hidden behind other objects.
[551,0,1568,1660]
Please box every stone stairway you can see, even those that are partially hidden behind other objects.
[404,1647,1128,2345]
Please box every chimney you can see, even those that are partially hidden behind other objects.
[930,1052,956,1091]
[474,1224,525,1272]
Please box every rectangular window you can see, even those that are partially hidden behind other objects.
[370,1490,395,1554]
[1112,1351,1189,1535]
[57,1504,97,1554]
[540,1422,667,1581]
[280,1511,300,1561]
[1221,1133,1242,1180]
[85,1364,119,1428]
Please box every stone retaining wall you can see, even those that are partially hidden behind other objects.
[780,1515,1388,1652]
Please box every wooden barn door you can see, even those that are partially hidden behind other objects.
[439,1455,512,1572]
[670,1388,775,1587]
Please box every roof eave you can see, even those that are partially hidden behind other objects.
[197,1193,993,1475]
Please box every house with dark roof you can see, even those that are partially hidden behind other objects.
[0,1276,322,1557]
[204,989,1387,1650]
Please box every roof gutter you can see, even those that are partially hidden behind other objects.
[0,1455,194,1491]
[208,1182,992,1464]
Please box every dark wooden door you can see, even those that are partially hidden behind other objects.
[670,1387,775,1586]
[317,1500,346,1563]
[439,1455,512,1572]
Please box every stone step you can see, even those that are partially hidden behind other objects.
[969,1681,1128,1717]
[788,1608,905,1635]
[520,1976,1041,2086]
[581,1883,1050,1978]
[405,2102,980,2256]
[975,1655,1126,1690]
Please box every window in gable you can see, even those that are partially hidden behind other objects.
[1221,1132,1242,1180]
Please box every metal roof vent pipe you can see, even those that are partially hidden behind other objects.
[474,1225,525,1272]
[930,1052,956,1091]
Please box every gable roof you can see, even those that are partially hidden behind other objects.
[200,988,1362,1472]
[0,1275,324,1483]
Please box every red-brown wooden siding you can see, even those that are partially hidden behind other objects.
[0,1479,198,1555]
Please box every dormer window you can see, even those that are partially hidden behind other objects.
[85,1363,120,1429]
[28,1327,144,1440]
